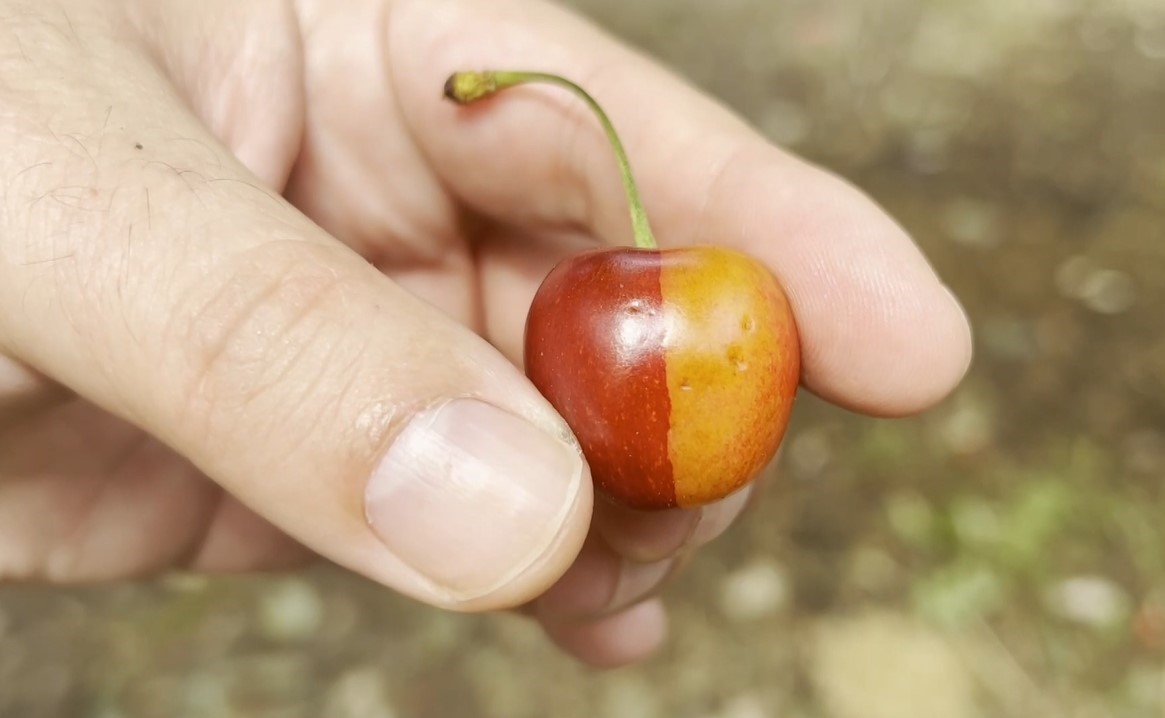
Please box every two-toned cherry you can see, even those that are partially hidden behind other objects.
[445,70,800,510]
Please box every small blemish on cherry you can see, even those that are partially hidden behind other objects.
[727,344,749,372]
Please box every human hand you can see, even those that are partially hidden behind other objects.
[0,0,971,667]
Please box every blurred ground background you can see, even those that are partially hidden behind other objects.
[3,0,1165,715]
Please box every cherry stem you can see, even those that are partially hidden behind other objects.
[444,70,658,250]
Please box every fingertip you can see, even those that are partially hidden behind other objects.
[593,483,756,563]
[801,267,974,417]
[543,599,669,669]
[533,531,682,621]
[592,499,701,564]
[705,152,975,417]
[814,184,973,416]
[531,534,616,619]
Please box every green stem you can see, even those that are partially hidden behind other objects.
[444,70,657,250]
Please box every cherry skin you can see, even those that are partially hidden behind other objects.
[524,245,799,510]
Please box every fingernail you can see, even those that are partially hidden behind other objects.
[608,558,677,612]
[943,284,975,375]
[689,485,753,547]
[365,398,583,601]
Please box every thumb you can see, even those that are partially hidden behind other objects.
[0,57,590,613]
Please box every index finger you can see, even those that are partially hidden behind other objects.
[388,0,972,416]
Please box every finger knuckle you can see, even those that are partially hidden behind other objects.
[174,241,366,446]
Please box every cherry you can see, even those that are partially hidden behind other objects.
[445,71,800,510]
